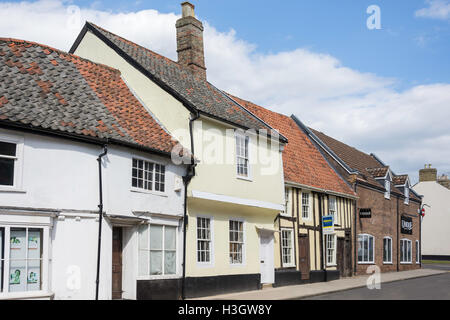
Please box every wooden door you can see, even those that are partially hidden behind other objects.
[337,238,345,277]
[344,234,352,277]
[298,234,310,280]
[112,227,123,300]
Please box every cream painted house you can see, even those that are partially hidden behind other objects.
[70,2,287,298]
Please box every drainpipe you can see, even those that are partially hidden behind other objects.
[396,196,400,272]
[181,111,200,300]
[95,145,108,300]
[353,181,358,275]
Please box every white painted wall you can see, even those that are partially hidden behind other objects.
[0,128,186,299]
[413,181,450,257]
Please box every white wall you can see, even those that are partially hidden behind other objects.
[0,128,186,299]
[413,181,450,256]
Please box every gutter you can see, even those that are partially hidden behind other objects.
[285,181,358,200]
[95,145,108,300]
[181,111,200,300]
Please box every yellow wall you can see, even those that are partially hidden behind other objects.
[186,198,277,277]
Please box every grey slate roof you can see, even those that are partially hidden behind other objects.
[71,22,286,142]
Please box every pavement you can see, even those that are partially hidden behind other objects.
[191,267,448,300]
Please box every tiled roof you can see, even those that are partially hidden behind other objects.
[0,38,180,155]
[74,22,281,138]
[310,128,419,200]
[366,167,389,178]
[393,175,408,186]
[229,95,356,198]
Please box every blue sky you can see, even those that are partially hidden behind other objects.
[0,0,449,180]
[57,0,450,88]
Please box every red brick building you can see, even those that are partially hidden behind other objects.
[294,121,422,275]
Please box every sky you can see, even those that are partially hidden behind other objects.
[0,0,449,183]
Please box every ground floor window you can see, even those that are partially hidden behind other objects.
[325,234,337,266]
[383,237,392,264]
[0,227,43,293]
[229,220,244,265]
[358,234,374,264]
[138,224,177,276]
[281,229,294,267]
[400,239,412,264]
[197,217,212,263]
[416,240,420,264]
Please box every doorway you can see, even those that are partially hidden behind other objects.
[298,234,310,280]
[112,227,123,300]
[259,233,274,284]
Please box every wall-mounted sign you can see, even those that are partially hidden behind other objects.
[322,215,334,234]
[401,216,413,235]
[359,208,372,218]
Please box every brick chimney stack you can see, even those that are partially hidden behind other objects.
[419,164,437,182]
[176,2,207,79]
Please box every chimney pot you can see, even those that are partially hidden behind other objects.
[181,2,195,18]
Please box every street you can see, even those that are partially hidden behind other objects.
[302,265,450,300]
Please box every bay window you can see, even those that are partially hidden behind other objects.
[138,224,177,277]
[400,239,412,264]
[281,229,294,267]
[358,234,374,264]
[0,227,43,293]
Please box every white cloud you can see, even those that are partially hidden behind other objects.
[415,0,450,20]
[0,0,449,182]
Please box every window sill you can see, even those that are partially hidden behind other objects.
[326,264,337,267]
[137,275,182,281]
[383,262,393,265]
[358,262,375,265]
[236,176,253,182]
[0,187,26,193]
[130,188,168,197]
[196,262,215,268]
[0,290,54,300]
[282,264,296,268]
[400,262,413,265]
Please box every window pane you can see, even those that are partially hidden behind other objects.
[150,225,163,250]
[0,228,3,292]
[0,158,14,186]
[150,251,162,275]
[164,251,176,275]
[138,224,149,250]
[9,260,26,292]
[138,250,149,276]
[368,236,373,262]
[164,227,176,251]
[0,141,16,156]
[27,229,41,291]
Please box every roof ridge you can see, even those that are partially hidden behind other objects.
[0,37,121,75]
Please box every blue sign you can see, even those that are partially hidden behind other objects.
[322,215,335,234]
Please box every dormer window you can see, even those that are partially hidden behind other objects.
[384,179,391,199]
[404,187,410,205]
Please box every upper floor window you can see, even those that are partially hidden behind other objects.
[329,196,338,225]
[235,134,249,178]
[358,234,374,264]
[229,220,244,265]
[132,158,165,192]
[282,188,290,216]
[384,179,391,199]
[302,192,311,220]
[404,187,410,205]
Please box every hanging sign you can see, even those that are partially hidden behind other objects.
[401,216,413,235]
[322,215,334,234]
